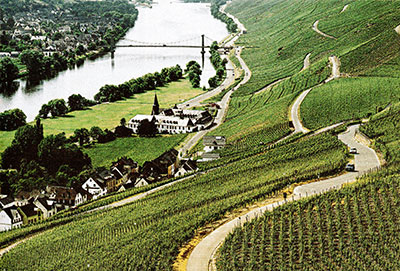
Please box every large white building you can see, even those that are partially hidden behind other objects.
[128,94,213,134]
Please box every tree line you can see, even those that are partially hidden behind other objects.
[208,41,227,88]
[0,118,92,195]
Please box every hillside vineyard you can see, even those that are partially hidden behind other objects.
[0,0,400,270]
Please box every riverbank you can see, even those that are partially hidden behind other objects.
[0,79,203,153]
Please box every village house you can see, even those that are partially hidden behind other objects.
[0,196,15,209]
[142,149,179,179]
[34,197,57,219]
[18,203,43,225]
[82,177,108,200]
[174,159,198,178]
[0,207,23,231]
[47,186,77,207]
[128,94,213,134]
[203,136,226,152]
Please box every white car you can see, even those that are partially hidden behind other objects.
[350,147,357,154]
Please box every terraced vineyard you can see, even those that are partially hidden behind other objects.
[226,0,400,96]
[360,102,400,164]
[0,133,347,270]
[216,100,400,271]
[208,92,295,157]
[301,77,400,130]
[216,167,400,270]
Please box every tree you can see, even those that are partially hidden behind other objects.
[38,133,91,175]
[137,119,157,137]
[0,108,26,131]
[1,120,43,169]
[73,128,90,146]
[90,126,105,141]
[20,49,44,77]
[0,57,19,86]
[48,99,69,117]
[38,103,51,118]
[208,76,219,88]
[216,67,225,78]
[120,118,126,127]
[9,160,48,194]
[68,94,95,111]
[98,128,115,143]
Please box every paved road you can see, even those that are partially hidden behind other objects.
[302,53,311,70]
[178,4,252,158]
[294,125,380,196]
[178,58,235,110]
[312,20,337,39]
[186,125,380,271]
[290,88,311,133]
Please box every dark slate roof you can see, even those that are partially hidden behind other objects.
[182,160,197,171]
[163,108,174,116]
[203,136,226,147]
[98,170,114,180]
[0,196,14,207]
[35,197,52,211]
[2,207,20,220]
[19,203,38,217]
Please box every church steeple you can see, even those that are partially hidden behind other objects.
[151,93,160,115]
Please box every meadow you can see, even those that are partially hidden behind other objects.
[0,79,202,153]
[0,133,348,270]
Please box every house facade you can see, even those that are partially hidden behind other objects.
[128,94,213,135]
[0,207,23,231]
[203,136,226,153]
[82,177,107,199]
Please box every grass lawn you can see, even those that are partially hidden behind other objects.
[83,134,187,168]
[0,79,203,153]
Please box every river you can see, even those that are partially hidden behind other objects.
[0,0,229,122]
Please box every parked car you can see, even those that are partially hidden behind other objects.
[345,164,355,171]
[350,147,357,154]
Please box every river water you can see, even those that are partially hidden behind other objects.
[0,0,229,121]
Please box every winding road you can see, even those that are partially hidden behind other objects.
[312,20,337,39]
[186,124,380,271]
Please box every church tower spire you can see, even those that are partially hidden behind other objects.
[151,93,160,115]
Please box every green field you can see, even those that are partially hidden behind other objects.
[3,0,400,269]
[0,79,202,153]
[226,0,400,96]
[84,134,187,168]
[300,77,400,130]
[0,133,347,270]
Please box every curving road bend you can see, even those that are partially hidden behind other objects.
[290,88,312,133]
[294,125,380,196]
[312,20,337,40]
[186,124,380,271]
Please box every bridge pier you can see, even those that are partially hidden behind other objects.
[201,34,206,68]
